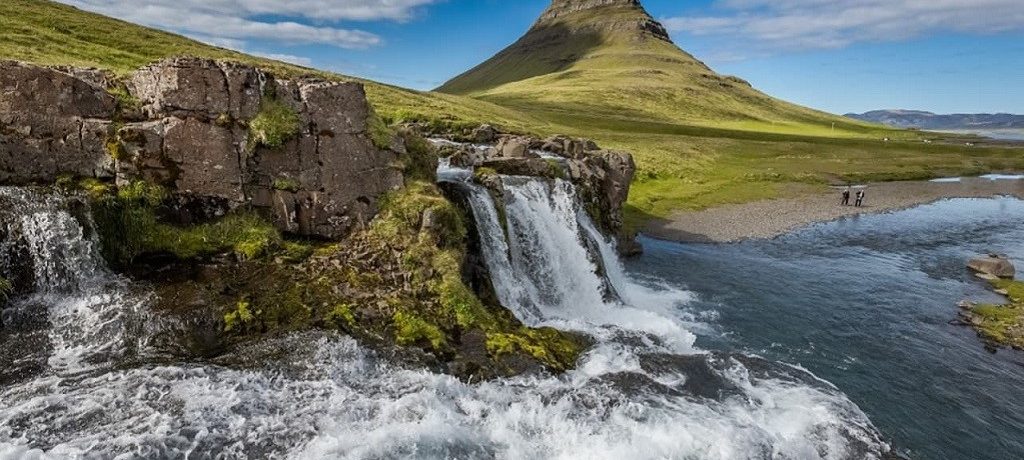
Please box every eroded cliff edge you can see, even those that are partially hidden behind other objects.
[0,58,636,379]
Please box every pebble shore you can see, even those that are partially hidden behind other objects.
[644,177,1024,243]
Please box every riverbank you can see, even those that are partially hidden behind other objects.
[644,176,1024,243]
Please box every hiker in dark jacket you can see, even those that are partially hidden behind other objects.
[841,187,851,206]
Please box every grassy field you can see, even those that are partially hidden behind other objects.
[436,0,1024,227]
[3,0,1022,230]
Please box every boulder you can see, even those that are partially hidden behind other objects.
[472,124,498,144]
[444,143,496,168]
[0,61,117,183]
[495,136,536,158]
[968,255,1016,279]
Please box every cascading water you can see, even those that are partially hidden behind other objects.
[0,170,893,459]
[0,187,145,375]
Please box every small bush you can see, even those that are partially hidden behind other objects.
[224,300,256,332]
[249,97,301,149]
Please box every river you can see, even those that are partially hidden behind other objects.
[0,179,1021,458]
[631,197,1024,459]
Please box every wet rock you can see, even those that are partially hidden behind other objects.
[482,158,560,178]
[968,255,1016,279]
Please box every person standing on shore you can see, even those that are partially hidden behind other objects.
[855,188,866,207]
[841,186,851,206]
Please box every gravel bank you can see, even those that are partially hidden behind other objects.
[644,177,1024,243]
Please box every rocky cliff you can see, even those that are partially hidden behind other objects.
[0,57,602,380]
[0,58,402,240]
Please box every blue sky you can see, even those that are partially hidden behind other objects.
[60,0,1024,115]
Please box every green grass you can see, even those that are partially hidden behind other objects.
[249,97,301,149]
[969,280,1024,349]
[435,0,1024,227]
[4,0,1022,228]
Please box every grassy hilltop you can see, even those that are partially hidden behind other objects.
[3,0,1023,228]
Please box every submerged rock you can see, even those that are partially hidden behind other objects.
[968,254,1016,279]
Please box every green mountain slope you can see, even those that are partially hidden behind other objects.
[3,0,1022,229]
[438,0,877,136]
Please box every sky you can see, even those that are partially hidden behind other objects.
[57,0,1024,115]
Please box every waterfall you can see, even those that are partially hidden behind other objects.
[0,178,892,459]
[0,187,143,373]
[440,162,705,348]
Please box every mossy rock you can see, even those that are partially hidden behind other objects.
[964,279,1024,350]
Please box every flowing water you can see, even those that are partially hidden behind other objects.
[1,169,1018,459]
[629,197,1024,460]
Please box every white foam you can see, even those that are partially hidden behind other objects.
[0,180,891,458]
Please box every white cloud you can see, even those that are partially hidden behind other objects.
[57,0,441,50]
[663,0,1024,53]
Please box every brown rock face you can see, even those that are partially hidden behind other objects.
[0,59,404,240]
[0,61,116,183]
[130,57,265,121]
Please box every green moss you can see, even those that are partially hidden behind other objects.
[967,280,1024,349]
[473,167,498,181]
[486,327,583,371]
[545,158,566,179]
[372,181,467,248]
[393,311,446,350]
[0,276,12,301]
[224,299,256,332]
[214,113,232,127]
[990,279,1024,303]
[272,177,301,193]
[279,241,314,263]
[249,97,301,149]
[77,177,112,199]
[105,138,127,160]
[326,303,356,327]
[90,181,282,265]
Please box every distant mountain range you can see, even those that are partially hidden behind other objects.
[845,110,1024,131]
